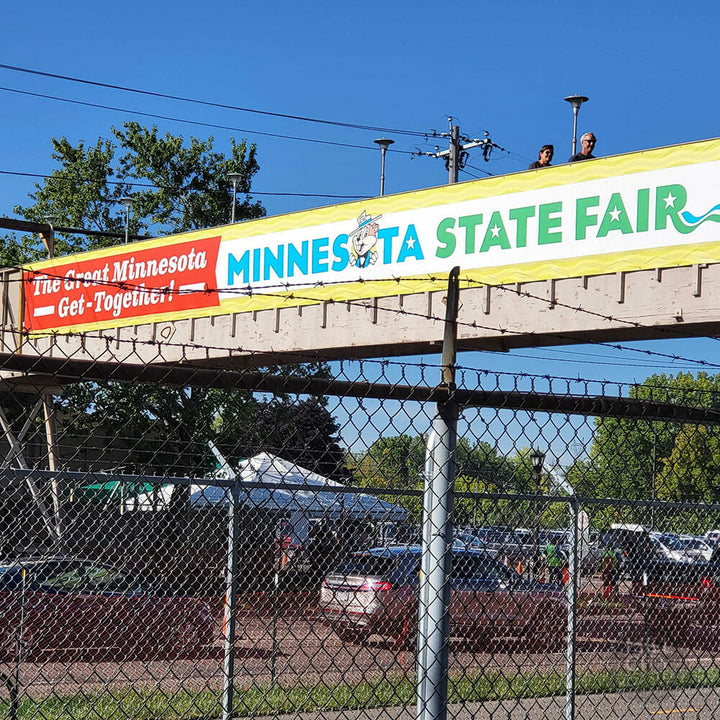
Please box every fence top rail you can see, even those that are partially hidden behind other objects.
[1,353,719,424]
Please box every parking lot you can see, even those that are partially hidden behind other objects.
[3,575,715,706]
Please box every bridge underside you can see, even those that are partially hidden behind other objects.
[1,261,718,372]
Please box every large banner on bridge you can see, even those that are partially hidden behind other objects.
[22,137,720,334]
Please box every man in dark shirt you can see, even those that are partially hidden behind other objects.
[528,145,554,169]
[569,132,597,162]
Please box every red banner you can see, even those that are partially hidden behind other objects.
[23,237,221,332]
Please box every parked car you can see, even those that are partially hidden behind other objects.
[0,558,215,659]
[678,535,714,562]
[319,545,566,649]
[470,526,536,567]
[650,533,693,564]
[634,553,720,646]
[452,532,487,551]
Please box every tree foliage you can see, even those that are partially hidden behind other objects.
[566,372,720,525]
[10,121,263,260]
[349,434,520,520]
[10,124,346,481]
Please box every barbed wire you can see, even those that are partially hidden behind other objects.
[15,263,720,378]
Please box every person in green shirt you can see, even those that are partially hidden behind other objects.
[545,542,564,584]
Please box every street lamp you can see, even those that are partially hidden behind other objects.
[227,172,243,223]
[530,448,546,578]
[564,94,589,158]
[119,197,133,244]
[373,138,394,196]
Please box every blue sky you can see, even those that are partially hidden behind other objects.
[3,0,720,462]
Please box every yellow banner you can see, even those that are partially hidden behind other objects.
[23,137,720,334]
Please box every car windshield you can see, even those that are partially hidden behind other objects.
[451,553,509,580]
[661,536,684,551]
[340,554,399,577]
[20,562,144,594]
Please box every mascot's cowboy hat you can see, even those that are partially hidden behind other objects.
[349,210,382,238]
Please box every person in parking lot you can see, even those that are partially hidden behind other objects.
[544,542,564,584]
[601,546,618,598]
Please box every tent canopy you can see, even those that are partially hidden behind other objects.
[188,452,408,522]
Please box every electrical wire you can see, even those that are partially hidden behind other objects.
[0,169,367,200]
[0,63,430,138]
[15,264,720,376]
[0,86,413,153]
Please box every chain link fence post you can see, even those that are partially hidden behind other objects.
[416,267,459,720]
[221,478,240,720]
[564,496,580,720]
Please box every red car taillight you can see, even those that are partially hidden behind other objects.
[359,580,392,592]
[702,576,713,588]
[646,592,700,601]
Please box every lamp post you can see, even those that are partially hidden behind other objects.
[530,448,546,578]
[227,173,243,223]
[373,138,394,196]
[564,94,589,158]
[119,197,132,244]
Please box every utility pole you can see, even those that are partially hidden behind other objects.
[448,124,460,184]
[416,117,504,184]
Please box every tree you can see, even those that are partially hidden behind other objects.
[566,372,720,525]
[14,121,263,256]
[350,434,518,520]
[9,124,345,482]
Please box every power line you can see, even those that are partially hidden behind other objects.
[0,169,367,200]
[413,117,505,183]
[0,85,409,153]
[0,63,429,138]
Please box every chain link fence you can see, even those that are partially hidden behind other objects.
[1,353,720,719]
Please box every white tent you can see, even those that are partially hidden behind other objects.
[129,452,409,545]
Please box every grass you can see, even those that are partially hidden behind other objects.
[2,665,719,719]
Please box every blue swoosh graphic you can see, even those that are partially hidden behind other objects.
[681,202,720,227]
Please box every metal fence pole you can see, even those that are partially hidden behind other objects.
[564,497,580,720]
[222,479,240,720]
[416,429,437,720]
[416,268,459,720]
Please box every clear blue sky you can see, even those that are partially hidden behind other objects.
[3,0,719,463]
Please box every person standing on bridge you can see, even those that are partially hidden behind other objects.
[569,132,597,162]
[528,144,554,169]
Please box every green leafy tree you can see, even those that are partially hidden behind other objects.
[9,120,263,261]
[10,124,346,482]
[566,372,720,526]
[350,434,518,520]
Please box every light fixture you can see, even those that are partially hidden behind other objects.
[119,196,133,244]
[227,172,243,223]
[41,215,58,258]
[373,138,394,196]
[530,448,546,472]
[564,94,589,158]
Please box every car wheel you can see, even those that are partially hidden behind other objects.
[525,603,565,652]
[333,625,370,644]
